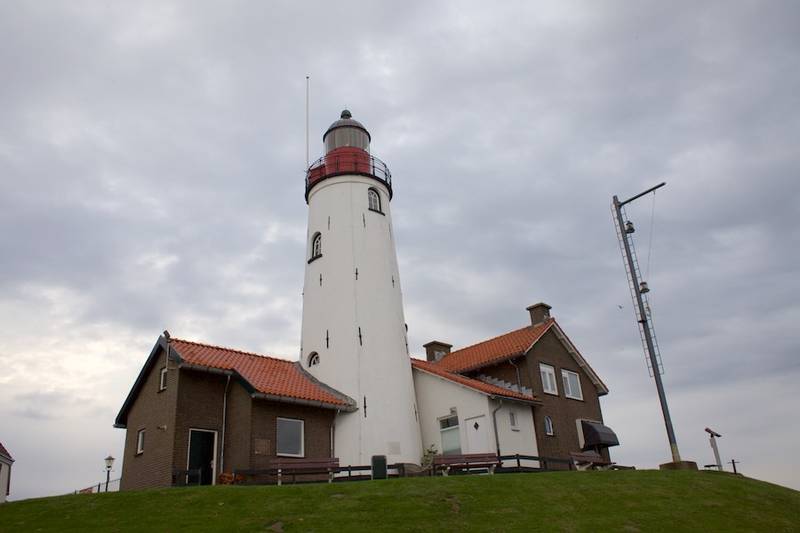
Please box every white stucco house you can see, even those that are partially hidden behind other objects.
[0,441,13,503]
[412,359,540,467]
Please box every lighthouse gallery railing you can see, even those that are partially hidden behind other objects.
[305,151,392,200]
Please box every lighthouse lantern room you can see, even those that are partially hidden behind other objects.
[300,110,422,467]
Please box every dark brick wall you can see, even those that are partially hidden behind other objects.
[475,329,608,466]
[172,368,227,478]
[250,401,335,470]
[525,329,607,464]
[477,358,533,390]
[120,348,178,491]
[222,380,252,474]
[121,363,339,488]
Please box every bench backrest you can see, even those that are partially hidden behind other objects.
[569,451,610,465]
[434,453,499,465]
[269,458,340,469]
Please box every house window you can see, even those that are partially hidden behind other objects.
[307,352,320,367]
[136,429,145,454]
[368,188,382,212]
[540,363,558,395]
[310,232,323,260]
[159,367,167,391]
[544,416,554,436]
[562,369,583,400]
[509,411,518,429]
[276,417,304,457]
[439,414,461,455]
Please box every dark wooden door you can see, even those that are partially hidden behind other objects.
[188,430,215,485]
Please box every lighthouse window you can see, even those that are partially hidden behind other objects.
[307,352,320,367]
[310,233,322,260]
[368,188,382,213]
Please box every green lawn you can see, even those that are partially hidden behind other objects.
[1,470,798,532]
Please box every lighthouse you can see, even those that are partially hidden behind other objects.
[300,110,422,467]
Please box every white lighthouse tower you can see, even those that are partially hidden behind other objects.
[300,110,422,467]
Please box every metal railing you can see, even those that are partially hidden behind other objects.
[172,468,203,487]
[305,152,392,200]
[74,477,121,494]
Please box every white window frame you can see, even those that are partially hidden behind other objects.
[544,416,554,436]
[136,429,145,454]
[540,363,558,395]
[159,367,168,391]
[276,417,305,458]
[438,414,461,455]
[368,188,382,212]
[307,352,320,367]
[561,369,583,400]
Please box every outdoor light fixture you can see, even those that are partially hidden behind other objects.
[625,221,635,234]
[104,455,115,492]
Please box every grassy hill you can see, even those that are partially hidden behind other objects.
[1,470,798,532]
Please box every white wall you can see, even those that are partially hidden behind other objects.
[492,400,539,468]
[301,174,422,466]
[414,368,539,467]
[0,460,10,503]
[413,368,492,455]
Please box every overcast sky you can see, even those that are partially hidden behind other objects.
[1,1,798,500]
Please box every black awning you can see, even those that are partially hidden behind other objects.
[581,420,619,449]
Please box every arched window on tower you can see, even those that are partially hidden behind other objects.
[368,188,381,213]
[310,232,322,260]
[307,352,320,367]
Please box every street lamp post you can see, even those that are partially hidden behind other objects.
[104,455,115,492]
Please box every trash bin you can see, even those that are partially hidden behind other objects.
[371,455,387,480]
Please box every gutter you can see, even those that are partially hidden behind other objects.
[490,397,504,456]
[219,374,231,473]
[251,392,357,412]
[508,358,523,393]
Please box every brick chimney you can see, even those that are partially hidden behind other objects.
[526,302,552,326]
[423,341,453,362]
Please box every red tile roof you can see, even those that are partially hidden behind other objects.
[0,441,12,461]
[436,319,554,373]
[171,339,354,409]
[411,359,539,403]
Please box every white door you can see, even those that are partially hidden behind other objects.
[464,415,490,453]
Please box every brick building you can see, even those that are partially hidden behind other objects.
[115,301,617,488]
[419,302,616,468]
[114,337,355,491]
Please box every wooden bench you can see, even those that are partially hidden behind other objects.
[433,453,501,476]
[273,458,341,485]
[570,451,614,471]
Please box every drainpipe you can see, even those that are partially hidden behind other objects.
[219,375,231,474]
[491,397,504,456]
[508,358,523,392]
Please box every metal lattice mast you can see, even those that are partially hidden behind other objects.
[612,182,681,464]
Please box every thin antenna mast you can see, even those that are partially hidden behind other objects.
[612,182,686,466]
[305,76,310,169]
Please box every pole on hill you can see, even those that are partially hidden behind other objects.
[612,183,692,469]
